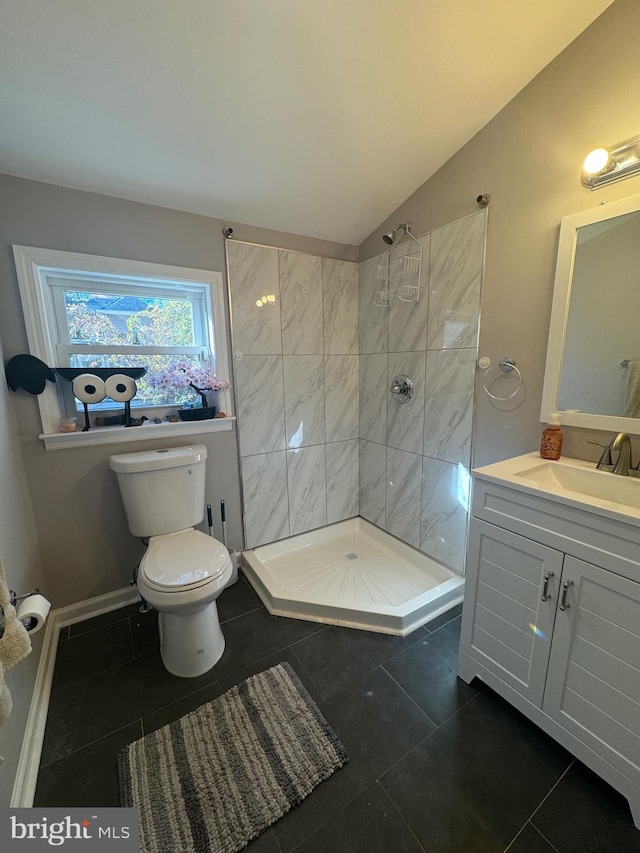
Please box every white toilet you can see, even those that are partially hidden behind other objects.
[109,444,232,678]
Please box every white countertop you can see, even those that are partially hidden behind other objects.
[473,452,640,527]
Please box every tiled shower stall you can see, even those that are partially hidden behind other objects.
[227,209,486,574]
[227,243,360,547]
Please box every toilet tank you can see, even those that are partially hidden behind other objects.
[109,445,208,537]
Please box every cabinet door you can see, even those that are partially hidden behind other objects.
[543,556,640,781]
[461,519,563,706]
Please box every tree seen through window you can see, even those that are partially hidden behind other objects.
[64,290,202,408]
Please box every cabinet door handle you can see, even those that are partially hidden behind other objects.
[541,571,554,602]
[559,579,574,611]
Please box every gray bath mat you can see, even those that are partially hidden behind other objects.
[119,662,348,853]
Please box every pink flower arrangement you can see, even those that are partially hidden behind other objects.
[149,359,230,408]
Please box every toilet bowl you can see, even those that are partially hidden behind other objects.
[109,444,232,678]
[137,529,232,677]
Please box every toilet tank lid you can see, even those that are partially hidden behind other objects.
[109,444,208,473]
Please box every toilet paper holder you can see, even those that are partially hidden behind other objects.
[8,589,51,635]
[9,588,43,631]
[9,588,40,608]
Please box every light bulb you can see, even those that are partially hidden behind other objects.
[583,148,611,175]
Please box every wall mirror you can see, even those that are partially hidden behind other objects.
[541,191,640,435]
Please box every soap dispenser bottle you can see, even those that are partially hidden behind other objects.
[540,412,563,460]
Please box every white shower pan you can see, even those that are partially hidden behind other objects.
[242,517,464,636]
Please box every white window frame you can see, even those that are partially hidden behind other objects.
[13,246,232,444]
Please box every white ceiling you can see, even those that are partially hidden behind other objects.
[0,1,614,245]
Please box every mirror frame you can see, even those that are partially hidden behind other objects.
[541,191,640,435]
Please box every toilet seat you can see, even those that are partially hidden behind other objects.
[140,529,230,593]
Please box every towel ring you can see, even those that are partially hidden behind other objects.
[482,357,523,401]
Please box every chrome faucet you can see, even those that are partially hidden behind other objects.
[589,432,633,475]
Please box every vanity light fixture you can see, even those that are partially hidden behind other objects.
[581,134,640,189]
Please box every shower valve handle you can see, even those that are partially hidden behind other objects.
[390,375,413,404]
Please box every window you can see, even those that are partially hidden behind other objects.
[51,278,210,413]
[13,246,231,438]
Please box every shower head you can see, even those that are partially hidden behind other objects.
[382,221,413,246]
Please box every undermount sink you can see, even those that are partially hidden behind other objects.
[473,452,640,522]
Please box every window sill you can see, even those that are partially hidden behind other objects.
[39,416,235,451]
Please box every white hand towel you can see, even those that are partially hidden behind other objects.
[0,660,13,726]
[0,558,32,672]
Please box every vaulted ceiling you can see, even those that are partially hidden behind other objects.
[0,1,614,244]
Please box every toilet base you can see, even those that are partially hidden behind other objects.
[158,602,225,678]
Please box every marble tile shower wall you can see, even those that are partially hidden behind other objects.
[227,242,359,548]
[358,211,486,573]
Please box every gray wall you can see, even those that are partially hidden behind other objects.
[0,174,357,608]
[359,0,640,466]
[0,324,48,805]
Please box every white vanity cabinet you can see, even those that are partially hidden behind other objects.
[461,520,562,708]
[543,556,640,782]
[458,465,640,829]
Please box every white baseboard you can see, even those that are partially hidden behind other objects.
[10,585,141,807]
[9,617,59,808]
[53,585,140,630]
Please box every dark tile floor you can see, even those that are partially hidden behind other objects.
[36,574,640,852]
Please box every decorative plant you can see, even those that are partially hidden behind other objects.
[148,359,230,408]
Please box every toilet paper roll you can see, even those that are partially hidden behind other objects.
[105,374,137,402]
[16,594,51,634]
[72,374,106,404]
